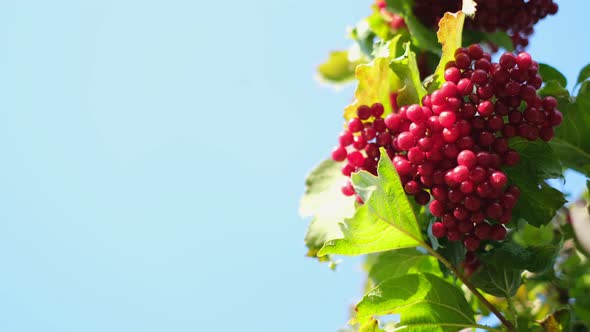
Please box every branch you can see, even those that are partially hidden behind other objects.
[424,246,516,332]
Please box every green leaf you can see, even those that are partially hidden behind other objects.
[355,273,476,330]
[506,138,566,227]
[470,264,522,297]
[300,159,355,258]
[507,165,566,227]
[350,20,376,60]
[509,138,563,179]
[343,37,403,121]
[473,241,558,297]
[576,63,590,86]
[484,31,514,51]
[318,149,423,256]
[368,248,440,285]
[389,42,427,105]
[384,0,439,53]
[427,0,476,92]
[462,30,514,52]
[539,81,570,99]
[539,64,567,88]
[483,242,558,273]
[550,82,590,176]
[367,9,395,42]
[513,222,554,247]
[317,50,361,84]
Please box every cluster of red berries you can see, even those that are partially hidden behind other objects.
[385,0,558,50]
[330,44,562,255]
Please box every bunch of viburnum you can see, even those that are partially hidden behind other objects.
[331,44,561,270]
[303,1,590,331]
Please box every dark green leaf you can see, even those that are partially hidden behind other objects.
[462,30,514,52]
[539,63,567,88]
[317,50,361,84]
[355,273,476,331]
[507,165,566,227]
[506,139,566,227]
[389,42,427,105]
[300,159,355,258]
[577,63,590,86]
[539,81,570,98]
[509,138,563,179]
[484,31,514,51]
[318,149,423,256]
[384,0,439,53]
[550,82,590,176]
[436,241,466,277]
[368,248,440,285]
[470,263,522,297]
[483,241,558,273]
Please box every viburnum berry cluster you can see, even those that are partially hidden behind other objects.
[378,0,558,50]
[331,44,562,263]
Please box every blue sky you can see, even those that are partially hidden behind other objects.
[0,1,587,331]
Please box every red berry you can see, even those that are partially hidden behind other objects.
[347,151,365,167]
[516,52,532,70]
[404,180,421,195]
[490,171,508,189]
[444,67,461,83]
[432,222,446,238]
[474,223,491,239]
[357,105,372,120]
[464,236,481,251]
[371,103,385,117]
[500,52,516,69]
[398,132,416,150]
[339,131,353,147]
[331,146,347,161]
[348,118,363,132]
[429,200,445,217]
[342,181,355,196]
[490,224,507,241]
[415,190,431,205]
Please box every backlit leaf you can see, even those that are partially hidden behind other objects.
[300,159,355,259]
[318,149,423,256]
[355,273,476,331]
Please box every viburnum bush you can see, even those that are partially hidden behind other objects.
[302,1,590,331]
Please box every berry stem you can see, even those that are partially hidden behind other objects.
[422,245,516,332]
